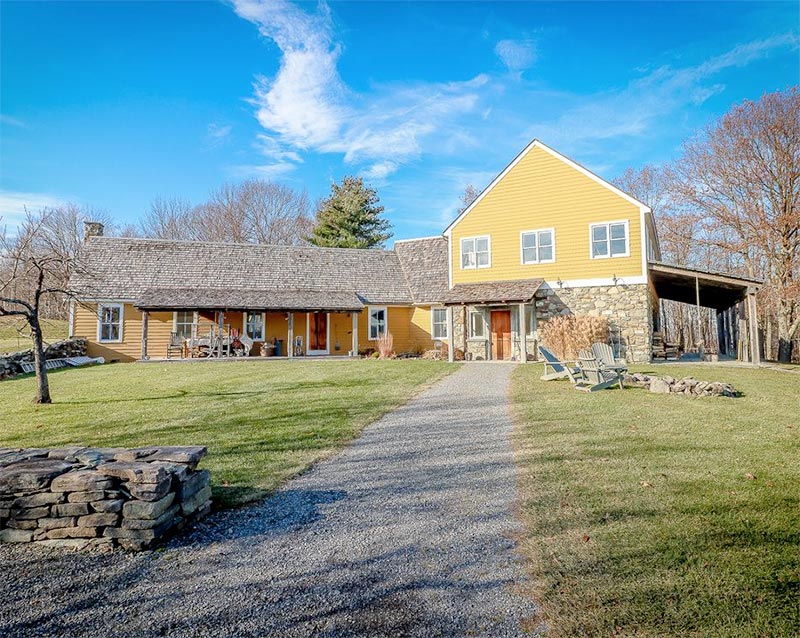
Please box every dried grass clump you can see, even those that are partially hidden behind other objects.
[540,314,610,360]
[376,332,395,359]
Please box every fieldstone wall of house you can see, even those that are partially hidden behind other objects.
[0,446,211,551]
[0,338,88,380]
[533,284,651,362]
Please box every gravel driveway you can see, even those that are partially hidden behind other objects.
[0,362,536,637]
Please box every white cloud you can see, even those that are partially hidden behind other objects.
[207,123,233,147]
[0,190,68,230]
[495,39,537,74]
[231,0,488,176]
[0,114,26,129]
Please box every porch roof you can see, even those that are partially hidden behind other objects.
[648,262,761,311]
[441,279,544,305]
[135,287,364,312]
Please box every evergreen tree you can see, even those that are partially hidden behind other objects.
[309,176,392,248]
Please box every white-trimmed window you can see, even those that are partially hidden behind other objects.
[369,306,387,340]
[521,229,555,264]
[431,307,448,340]
[591,221,629,259]
[244,311,265,341]
[469,309,485,339]
[97,304,123,342]
[461,236,491,269]
[174,310,195,339]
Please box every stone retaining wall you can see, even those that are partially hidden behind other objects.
[0,338,89,380]
[0,446,211,551]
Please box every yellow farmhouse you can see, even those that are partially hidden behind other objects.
[69,140,761,364]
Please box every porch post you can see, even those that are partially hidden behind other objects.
[518,303,528,363]
[447,306,455,362]
[288,312,294,359]
[217,311,224,357]
[747,291,760,365]
[351,311,358,357]
[695,276,703,359]
[141,310,149,361]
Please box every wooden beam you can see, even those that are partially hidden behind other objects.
[447,306,455,362]
[288,312,294,359]
[518,303,527,363]
[351,311,358,357]
[747,292,760,365]
[141,310,149,361]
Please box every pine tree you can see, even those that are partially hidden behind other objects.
[309,176,392,248]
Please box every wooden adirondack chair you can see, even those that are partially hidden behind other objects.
[574,350,625,392]
[538,345,581,382]
[591,342,628,374]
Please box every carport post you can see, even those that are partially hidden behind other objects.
[447,306,455,362]
[747,291,760,365]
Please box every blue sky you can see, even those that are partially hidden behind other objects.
[1,1,798,242]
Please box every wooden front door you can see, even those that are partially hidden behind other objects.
[308,312,328,352]
[491,310,512,360]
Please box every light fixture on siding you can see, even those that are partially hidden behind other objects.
[556,278,563,289]
[612,274,619,286]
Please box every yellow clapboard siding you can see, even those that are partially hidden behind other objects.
[355,306,435,354]
[450,145,643,284]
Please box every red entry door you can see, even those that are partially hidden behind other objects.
[491,310,512,360]
[309,312,327,351]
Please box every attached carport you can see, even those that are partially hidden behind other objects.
[648,262,762,364]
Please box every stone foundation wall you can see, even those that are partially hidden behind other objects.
[0,338,89,380]
[534,284,651,362]
[0,446,211,551]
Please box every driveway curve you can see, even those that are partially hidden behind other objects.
[0,362,536,637]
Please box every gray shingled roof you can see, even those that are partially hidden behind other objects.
[441,280,543,305]
[394,237,450,304]
[136,288,364,312]
[71,237,413,308]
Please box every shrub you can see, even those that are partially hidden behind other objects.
[376,332,395,359]
[539,314,609,360]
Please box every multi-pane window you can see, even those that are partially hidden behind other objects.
[175,310,195,338]
[98,304,122,342]
[521,229,555,264]
[369,307,387,340]
[431,308,448,339]
[461,236,490,269]
[469,309,485,338]
[591,222,629,258]
[244,312,265,341]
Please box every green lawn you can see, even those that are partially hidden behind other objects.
[511,364,800,638]
[0,316,68,355]
[0,359,456,508]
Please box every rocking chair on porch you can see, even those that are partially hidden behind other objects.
[166,332,183,359]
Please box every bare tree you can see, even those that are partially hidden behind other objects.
[0,211,89,403]
[459,184,480,213]
[670,88,800,361]
[140,197,196,240]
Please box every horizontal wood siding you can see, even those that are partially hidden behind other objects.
[450,145,643,284]
[73,303,172,362]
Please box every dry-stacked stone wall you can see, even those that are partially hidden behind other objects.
[0,338,89,380]
[0,446,211,551]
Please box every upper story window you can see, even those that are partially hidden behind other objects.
[521,229,555,264]
[369,306,387,340]
[591,221,629,259]
[431,307,448,340]
[244,311,265,341]
[461,236,491,269]
[98,303,123,342]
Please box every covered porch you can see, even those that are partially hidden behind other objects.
[647,262,762,364]
[134,288,364,361]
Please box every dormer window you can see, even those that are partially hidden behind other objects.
[461,236,491,269]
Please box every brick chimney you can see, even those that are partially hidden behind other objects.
[83,221,104,241]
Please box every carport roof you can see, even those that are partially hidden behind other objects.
[648,262,761,311]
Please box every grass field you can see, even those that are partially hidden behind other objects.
[0,359,456,508]
[511,363,800,637]
[0,316,68,355]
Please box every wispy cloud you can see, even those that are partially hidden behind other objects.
[231,0,488,178]
[206,123,233,147]
[0,114,27,129]
[0,190,68,230]
[495,39,537,75]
